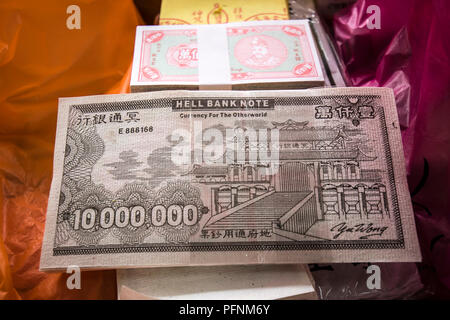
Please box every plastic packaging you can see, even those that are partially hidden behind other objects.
[311,0,450,299]
[0,0,142,299]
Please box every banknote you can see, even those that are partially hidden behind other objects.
[130,20,324,92]
[117,264,317,300]
[227,23,321,84]
[40,88,420,270]
[135,28,199,84]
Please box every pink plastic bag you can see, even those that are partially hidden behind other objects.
[311,0,450,299]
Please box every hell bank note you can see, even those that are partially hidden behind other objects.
[40,88,421,270]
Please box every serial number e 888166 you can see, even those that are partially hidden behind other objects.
[118,126,153,134]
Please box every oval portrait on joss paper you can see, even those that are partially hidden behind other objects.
[234,35,288,70]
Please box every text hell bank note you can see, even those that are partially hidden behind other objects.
[40,88,421,271]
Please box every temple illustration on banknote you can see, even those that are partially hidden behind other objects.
[40,89,421,270]
[51,96,400,254]
[185,119,389,241]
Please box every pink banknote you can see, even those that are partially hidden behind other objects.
[227,24,321,82]
[131,20,324,90]
[137,29,199,83]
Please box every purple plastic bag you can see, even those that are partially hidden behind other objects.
[311,0,450,299]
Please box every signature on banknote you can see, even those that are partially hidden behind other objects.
[330,222,388,240]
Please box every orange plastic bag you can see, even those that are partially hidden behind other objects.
[0,0,142,299]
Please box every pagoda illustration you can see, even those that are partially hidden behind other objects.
[185,119,389,240]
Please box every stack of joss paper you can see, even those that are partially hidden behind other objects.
[130,20,324,92]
